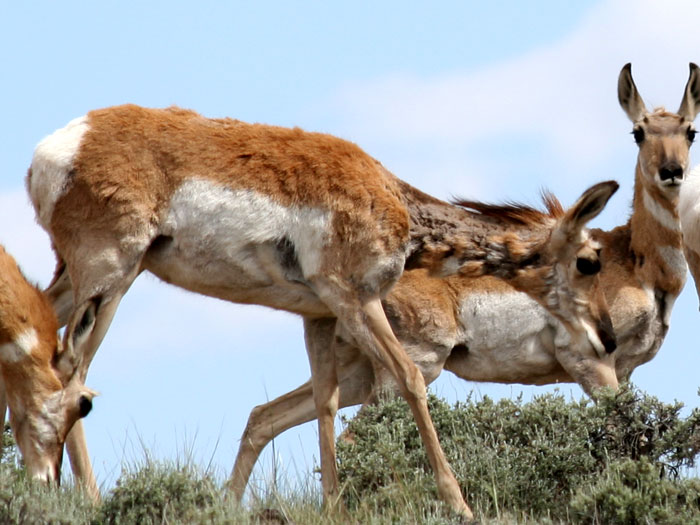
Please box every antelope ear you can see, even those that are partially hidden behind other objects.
[618,63,647,122]
[558,181,619,240]
[678,63,700,122]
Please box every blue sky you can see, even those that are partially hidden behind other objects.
[2,0,700,493]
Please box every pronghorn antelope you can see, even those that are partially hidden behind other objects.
[230,62,700,498]
[27,104,616,517]
[230,187,619,498]
[0,244,95,482]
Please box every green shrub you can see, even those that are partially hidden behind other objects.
[0,423,96,524]
[98,461,223,524]
[570,458,700,524]
[337,384,700,522]
[0,461,96,525]
[2,384,700,523]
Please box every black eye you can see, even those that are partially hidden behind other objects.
[576,257,601,276]
[632,127,645,144]
[687,128,696,143]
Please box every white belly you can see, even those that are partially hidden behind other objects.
[143,178,332,315]
[446,291,562,383]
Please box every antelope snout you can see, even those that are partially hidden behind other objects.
[30,455,62,486]
[659,162,684,182]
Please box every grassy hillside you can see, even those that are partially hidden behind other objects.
[2,384,700,523]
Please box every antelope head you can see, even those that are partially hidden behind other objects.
[618,63,700,196]
[1,291,96,485]
[544,181,619,358]
[455,180,619,376]
[526,181,619,362]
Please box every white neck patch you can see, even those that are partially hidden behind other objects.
[657,245,688,281]
[0,328,38,363]
[642,188,680,232]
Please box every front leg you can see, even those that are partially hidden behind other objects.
[52,255,142,498]
[65,421,100,500]
[304,317,341,509]
[228,381,317,500]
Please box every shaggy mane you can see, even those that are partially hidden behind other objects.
[452,190,564,226]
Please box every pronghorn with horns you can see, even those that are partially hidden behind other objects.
[26,103,617,517]
[227,62,700,499]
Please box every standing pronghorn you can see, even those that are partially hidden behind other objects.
[0,244,95,482]
[26,104,616,517]
[227,62,700,498]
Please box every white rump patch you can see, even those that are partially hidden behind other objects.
[680,165,700,252]
[28,115,90,229]
[642,188,680,233]
[0,328,38,363]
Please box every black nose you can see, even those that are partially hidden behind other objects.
[78,395,93,418]
[577,257,601,275]
[659,163,684,181]
[603,332,617,354]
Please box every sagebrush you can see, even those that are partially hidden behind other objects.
[337,384,700,522]
[2,384,700,523]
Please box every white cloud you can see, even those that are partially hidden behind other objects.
[318,0,700,173]
[0,189,55,286]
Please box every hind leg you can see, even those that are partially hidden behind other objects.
[228,381,317,500]
[51,242,144,500]
[229,329,376,500]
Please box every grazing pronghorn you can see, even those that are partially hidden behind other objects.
[228,62,700,499]
[0,244,95,482]
[27,104,617,517]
